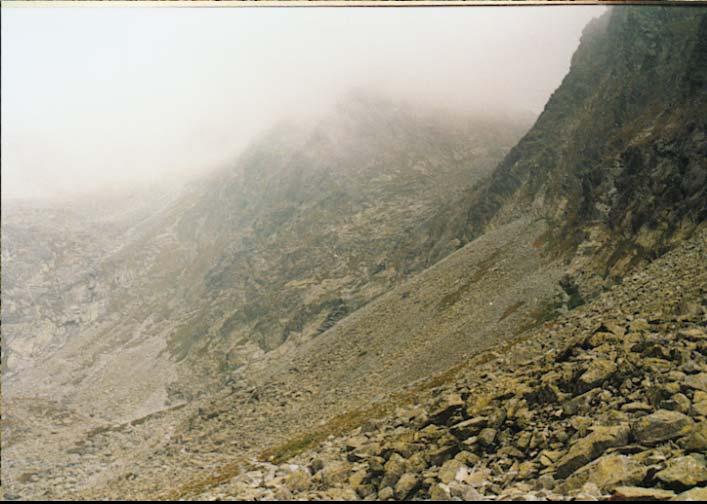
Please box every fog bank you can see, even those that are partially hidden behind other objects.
[1,5,605,200]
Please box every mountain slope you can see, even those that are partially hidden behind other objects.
[413,7,706,290]
[60,6,706,500]
[1,94,530,499]
[197,226,706,502]
[151,9,707,500]
[3,6,706,501]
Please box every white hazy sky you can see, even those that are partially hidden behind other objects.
[1,5,605,200]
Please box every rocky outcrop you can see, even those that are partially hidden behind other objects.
[415,7,707,291]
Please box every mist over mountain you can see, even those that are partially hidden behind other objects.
[2,5,706,502]
[1,5,601,200]
[2,92,530,418]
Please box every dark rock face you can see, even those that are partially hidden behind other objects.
[417,7,707,283]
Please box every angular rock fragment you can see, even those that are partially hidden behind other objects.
[655,454,707,490]
[630,410,694,445]
[612,486,676,501]
[555,424,630,479]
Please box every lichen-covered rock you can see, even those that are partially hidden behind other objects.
[684,373,707,393]
[655,454,707,490]
[429,483,451,501]
[319,461,351,487]
[438,459,465,485]
[671,487,707,501]
[554,425,630,479]
[612,486,676,501]
[680,420,707,452]
[630,410,694,445]
[577,358,618,393]
[561,454,648,492]
[394,473,419,499]
[284,469,312,492]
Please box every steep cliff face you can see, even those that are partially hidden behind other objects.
[419,7,706,285]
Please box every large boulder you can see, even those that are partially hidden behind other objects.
[394,473,419,499]
[612,486,676,501]
[630,410,694,445]
[655,454,707,490]
[555,424,630,479]
[561,454,648,492]
[577,358,618,393]
[427,394,465,426]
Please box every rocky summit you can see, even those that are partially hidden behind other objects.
[2,5,706,502]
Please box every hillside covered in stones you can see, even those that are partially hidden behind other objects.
[191,221,707,502]
[1,94,530,499]
[2,5,706,502]
[137,6,707,501]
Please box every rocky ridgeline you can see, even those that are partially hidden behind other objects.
[192,231,706,501]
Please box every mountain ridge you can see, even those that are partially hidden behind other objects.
[3,6,706,501]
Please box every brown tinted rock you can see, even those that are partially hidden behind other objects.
[680,419,707,452]
[394,473,419,499]
[677,328,706,342]
[478,428,497,448]
[429,483,451,500]
[684,373,707,392]
[655,454,707,490]
[671,487,707,501]
[380,455,406,488]
[630,319,650,332]
[518,461,538,480]
[562,454,648,492]
[515,431,532,451]
[378,486,394,500]
[438,459,465,484]
[427,394,465,426]
[661,393,691,414]
[284,469,312,492]
[428,444,459,466]
[320,461,351,487]
[621,402,653,413]
[612,486,676,501]
[631,410,694,445]
[692,391,707,417]
[348,469,368,490]
[555,424,630,479]
[578,358,618,392]
[345,436,368,452]
[450,417,486,439]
